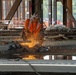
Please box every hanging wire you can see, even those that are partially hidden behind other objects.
[23,60,41,75]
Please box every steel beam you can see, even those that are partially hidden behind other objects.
[5,0,22,20]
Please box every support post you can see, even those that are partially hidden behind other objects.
[63,0,67,25]
[22,0,25,20]
[53,0,57,24]
[48,0,52,25]
[67,0,73,28]
[0,0,2,20]
[32,0,35,15]
[40,0,43,24]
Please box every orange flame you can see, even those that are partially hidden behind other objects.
[24,16,42,37]
[22,55,36,60]
[21,16,43,59]
[24,40,37,48]
[23,18,42,48]
[20,36,39,48]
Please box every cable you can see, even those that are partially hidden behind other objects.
[23,60,41,75]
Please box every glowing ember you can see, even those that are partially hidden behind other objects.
[20,36,39,48]
[22,55,36,60]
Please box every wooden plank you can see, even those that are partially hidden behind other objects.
[5,0,22,20]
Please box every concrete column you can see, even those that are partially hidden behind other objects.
[0,0,2,20]
[67,0,73,28]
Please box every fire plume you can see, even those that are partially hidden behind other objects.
[20,36,39,48]
[21,14,43,48]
